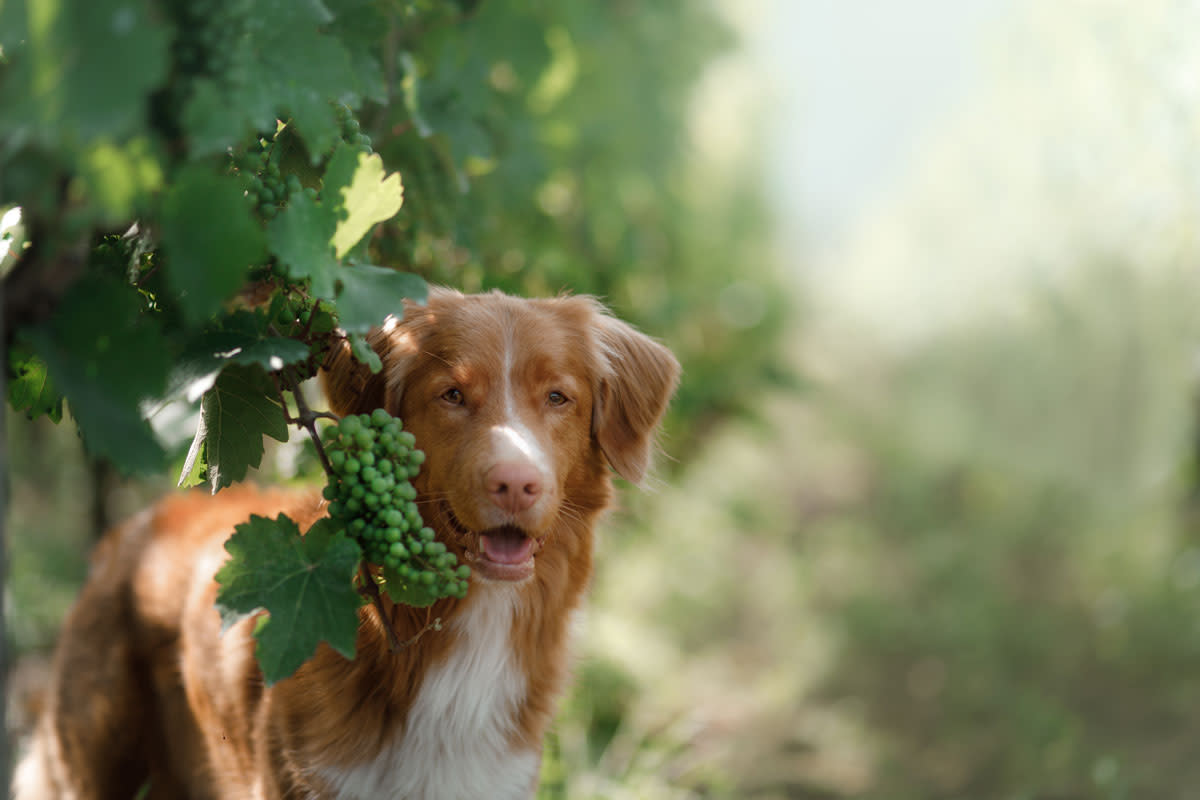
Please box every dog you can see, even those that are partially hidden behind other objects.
[13,288,680,799]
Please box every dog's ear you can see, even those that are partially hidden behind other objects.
[322,290,447,417]
[320,326,395,417]
[321,316,425,417]
[592,312,681,485]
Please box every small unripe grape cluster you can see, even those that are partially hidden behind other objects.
[273,295,335,337]
[335,104,373,154]
[322,410,469,600]
[231,104,370,224]
[237,140,318,220]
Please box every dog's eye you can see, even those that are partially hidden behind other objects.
[547,391,569,407]
[441,388,465,406]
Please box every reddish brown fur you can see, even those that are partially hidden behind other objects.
[14,288,679,800]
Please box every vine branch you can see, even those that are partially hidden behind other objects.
[357,563,406,653]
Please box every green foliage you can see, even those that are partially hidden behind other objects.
[327,150,405,259]
[8,346,62,422]
[798,266,1200,799]
[184,364,289,493]
[215,515,363,685]
[6,0,785,473]
[0,0,170,148]
[22,273,170,472]
[263,191,342,297]
[2,0,784,730]
[336,265,428,333]
[160,166,266,324]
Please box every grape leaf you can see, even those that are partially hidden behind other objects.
[23,275,168,473]
[266,193,339,299]
[161,167,267,325]
[8,346,63,422]
[322,146,405,259]
[222,336,311,373]
[173,312,312,402]
[324,0,388,104]
[182,0,365,158]
[178,437,208,490]
[215,515,363,685]
[187,364,288,493]
[336,266,426,334]
[0,0,170,147]
[349,333,383,375]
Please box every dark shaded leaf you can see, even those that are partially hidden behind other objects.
[215,515,362,685]
[23,275,169,473]
[193,364,288,493]
[161,167,267,325]
[173,311,312,402]
[0,0,170,147]
[336,266,426,334]
[266,193,339,299]
[182,0,366,158]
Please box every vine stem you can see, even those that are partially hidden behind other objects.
[357,563,407,653]
[355,564,441,652]
[272,364,338,476]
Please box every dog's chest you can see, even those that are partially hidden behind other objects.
[317,587,539,800]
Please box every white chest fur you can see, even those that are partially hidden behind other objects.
[318,585,540,800]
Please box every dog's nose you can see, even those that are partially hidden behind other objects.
[485,462,543,514]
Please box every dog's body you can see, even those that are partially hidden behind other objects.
[14,289,679,800]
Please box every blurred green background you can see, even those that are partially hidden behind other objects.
[9,0,1200,798]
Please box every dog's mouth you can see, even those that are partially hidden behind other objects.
[440,504,545,583]
[468,525,537,582]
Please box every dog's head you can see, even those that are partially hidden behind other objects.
[321,288,680,583]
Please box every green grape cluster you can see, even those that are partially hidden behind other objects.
[236,139,318,220]
[263,293,336,379]
[335,104,374,154]
[322,409,470,601]
[272,294,335,337]
[229,103,369,224]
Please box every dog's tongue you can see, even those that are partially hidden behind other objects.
[480,527,534,564]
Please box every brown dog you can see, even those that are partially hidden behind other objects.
[13,288,680,799]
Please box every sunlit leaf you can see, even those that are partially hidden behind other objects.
[8,346,63,422]
[323,147,404,259]
[73,137,164,223]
